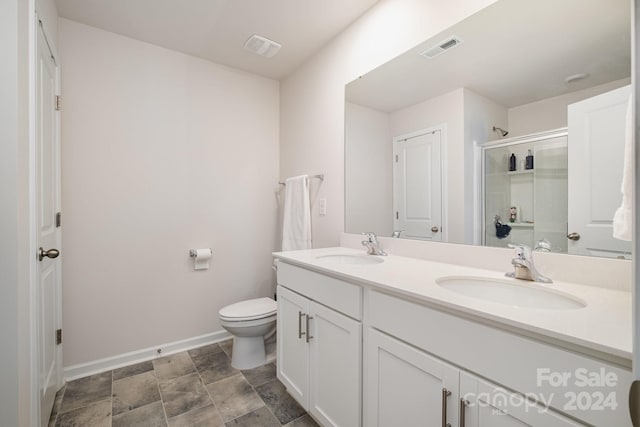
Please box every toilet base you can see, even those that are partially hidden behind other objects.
[231,336,267,370]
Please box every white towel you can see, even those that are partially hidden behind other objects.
[282,175,312,251]
[613,96,633,241]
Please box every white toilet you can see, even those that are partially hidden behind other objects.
[218,297,277,370]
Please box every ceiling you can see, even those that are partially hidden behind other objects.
[55,0,380,80]
[346,0,631,112]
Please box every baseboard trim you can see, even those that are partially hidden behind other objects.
[63,330,232,382]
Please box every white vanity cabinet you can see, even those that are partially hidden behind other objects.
[366,290,630,427]
[273,257,632,427]
[277,285,311,407]
[365,328,581,427]
[459,372,583,427]
[365,327,460,426]
[276,262,362,427]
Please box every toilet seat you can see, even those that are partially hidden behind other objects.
[219,297,277,322]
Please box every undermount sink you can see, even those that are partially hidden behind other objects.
[436,276,586,310]
[315,254,384,265]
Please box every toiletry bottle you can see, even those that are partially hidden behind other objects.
[525,149,534,170]
[509,153,516,171]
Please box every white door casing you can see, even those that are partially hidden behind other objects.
[393,128,443,241]
[567,85,632,258]
[36,19,62,427]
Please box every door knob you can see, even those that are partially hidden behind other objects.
[431,226,440,233]
[38,247,60,261]
[567,232,581,241]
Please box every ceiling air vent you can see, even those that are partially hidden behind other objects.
[244,34,282,58]
[420,36,463,59]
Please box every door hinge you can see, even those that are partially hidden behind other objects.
[55,95,61,111]
[55,212,61,228]
[396,211,399,220]
[395,155,398,163]
[56,329,62,345]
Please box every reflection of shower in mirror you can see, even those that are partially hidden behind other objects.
[343,0,631,260]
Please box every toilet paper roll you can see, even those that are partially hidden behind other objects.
[193,248,212,270]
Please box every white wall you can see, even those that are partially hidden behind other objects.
[60,19,280,367]
[1,1,23,424]
[280,0,498,248]
[508,78,630,137]
[36,0,58,47]
[345,102,392,236]
[463,89,508,244]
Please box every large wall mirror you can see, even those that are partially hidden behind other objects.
[344,0,632,259]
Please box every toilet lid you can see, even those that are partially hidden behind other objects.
[219,297,277,321]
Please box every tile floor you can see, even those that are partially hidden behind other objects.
[48,339,319,427]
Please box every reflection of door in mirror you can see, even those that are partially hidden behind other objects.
[483,131,568,252]
[568,85,632,259]
[393,129,442,241]
[343,0,631,258]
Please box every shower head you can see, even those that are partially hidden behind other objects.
[493,126,509,137]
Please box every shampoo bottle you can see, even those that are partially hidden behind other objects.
[509,153,516,171]
[525,149,534,170]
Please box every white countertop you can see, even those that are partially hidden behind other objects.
[273,247,632,362]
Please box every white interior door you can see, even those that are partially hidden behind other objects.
[393,129,442,241]
[567,85,632,258]
[36,20,62,427]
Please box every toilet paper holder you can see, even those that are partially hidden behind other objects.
[189,248,212,258]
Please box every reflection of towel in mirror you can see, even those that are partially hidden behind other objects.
[613,96,633,241]
[495,221,511,239]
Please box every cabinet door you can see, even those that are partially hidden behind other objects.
[364,328,459,427]
[460,372,584,427]
[309,302,362,427]
[277,285,310,409]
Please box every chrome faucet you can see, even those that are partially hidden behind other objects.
[505,243,552,283]
[362,232,387,256]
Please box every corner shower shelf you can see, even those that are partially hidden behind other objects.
[507,169,534,176]
[509,222,534,228]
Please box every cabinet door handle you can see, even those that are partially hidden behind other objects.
[298,311,306,339]
[459,398,468,427]
[442,388,452,427]
[305,315,314,342]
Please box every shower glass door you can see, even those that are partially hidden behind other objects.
[483,134,568,253]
